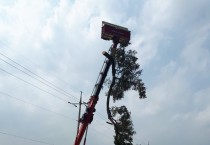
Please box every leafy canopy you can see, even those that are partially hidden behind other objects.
[111,106,136,145]
[107,46,146,101]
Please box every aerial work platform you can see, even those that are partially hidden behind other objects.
[101,21,130,46]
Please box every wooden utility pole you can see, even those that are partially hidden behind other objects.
[76,91,82,135]
[68,91,87,136]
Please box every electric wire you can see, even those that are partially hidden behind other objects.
[0,57,78,102]
[93,117,115,132]
[0,130,54,145]
[0,52,79,102]
[0,65,113,132]
[1,45,111,119]
[0,89,113,134]
[95,111,108,121]
[0,41,80,102]
[0,92,114,145]
[0,67,68,103]
[0,116,113,145]
[0,91,76,121]
[1,44,141,144]
[89,125,113,140]
[0,91,136,145]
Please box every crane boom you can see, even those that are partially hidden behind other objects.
[73,21,130,145]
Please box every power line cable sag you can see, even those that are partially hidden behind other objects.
[0,96,117,145]
[0,46,138,144]
[0,48,112,119]
[0,67,70,103]
[0,57,78,102]
[1,42,141,145]
[0,42,79,100]
[93,117,115,132]
[88,125,113,141]
[0,91,77,121]
[0,94,113,145]
[0,113,113,145]
[0,53,116,135]
[0,130,54,145]
[0,52,79,102]
[95,111,108,120]
[0,92,115,143]
[0,87,140,145]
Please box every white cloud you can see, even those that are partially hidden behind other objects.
[1,0,210,145]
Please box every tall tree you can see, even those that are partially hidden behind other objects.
[106,45,146,145]
[111,106,136,145]
[110,45,146,101]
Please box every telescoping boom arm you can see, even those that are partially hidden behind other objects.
[74,21,130,145]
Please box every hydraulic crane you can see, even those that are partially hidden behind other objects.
[74,21,131,145]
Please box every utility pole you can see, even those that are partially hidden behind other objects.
[68,91,87,136]
[77,91,82,135]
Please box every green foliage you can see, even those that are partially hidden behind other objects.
[106,46,146,145]
[111,106,136,145]
[107,46,146,101]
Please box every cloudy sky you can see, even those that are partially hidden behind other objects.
[0,0,210,145]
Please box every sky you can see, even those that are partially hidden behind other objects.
[0,0,210,145]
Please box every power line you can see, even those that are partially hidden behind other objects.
[0,91,115,145]
[0,92,115,144]
[93,117,115,132]
[0,67,69,103]
[81,106,146,145]
[0,45,111,120]
[0,41,141,145]
[0,130,54,145]
[0,91,77,121]
[0,92,115,143]
[87,122,120,145]
[1,43,141,144]
[0,40,78,97]
[0,93,114,145]
[82,105,145,145]
[95,111,108,121]
[0,52,79,102]
[0,51,115,137]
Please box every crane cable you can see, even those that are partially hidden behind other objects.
[103,51,120,141]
